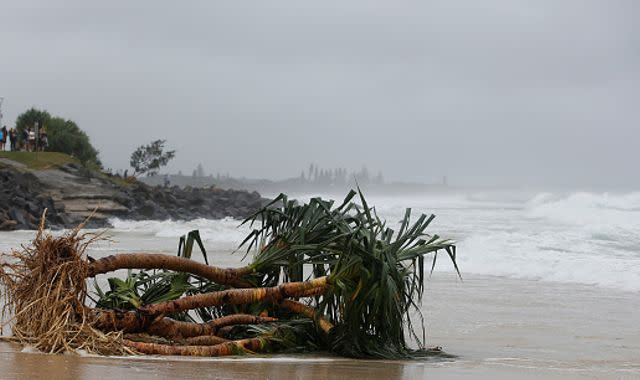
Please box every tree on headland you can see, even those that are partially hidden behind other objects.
[47,117,101,167]
[15,108,101,167]
[130,139,175,177]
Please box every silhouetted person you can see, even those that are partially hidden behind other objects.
[0,126,6,151]
[38,127,48,151]
[9,128,17,151]
[27,127,36,152]
[22,128,29,151]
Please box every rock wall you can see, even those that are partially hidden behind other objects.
[0,164,266,231]
[0,169,69,230]
[123,183,264,222]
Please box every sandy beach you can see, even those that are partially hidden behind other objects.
[1,272,638,379]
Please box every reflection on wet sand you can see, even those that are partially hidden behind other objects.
[2,272,639,379]
[1,345,433,380]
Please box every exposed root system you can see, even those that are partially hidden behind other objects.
[0,216,129,355]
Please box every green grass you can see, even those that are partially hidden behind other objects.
[0,151,133,188]
[0,151,79,170]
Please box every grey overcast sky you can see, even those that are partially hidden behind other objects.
[0,0,637,187]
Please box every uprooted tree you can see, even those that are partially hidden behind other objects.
[129,139,175,177]
[0,190,460,359]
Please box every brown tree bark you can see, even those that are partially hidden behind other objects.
[178,335,228,346]
[124,337,268,356]
[147,314,278,339]
[94,309,277,339]
[139,276,328,316]
[278,299,334,333]
[87,253,253,287]
[92,309,153,333]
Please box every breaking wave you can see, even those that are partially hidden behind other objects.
[102,191,640,291]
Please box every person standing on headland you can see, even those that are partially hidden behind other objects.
[21,128,29,151]
[38,127,48,151]
[9,128,17,151]
[27,127,36,152]
[0,126,6,151]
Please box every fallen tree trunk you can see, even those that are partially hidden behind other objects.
[124,332,229,347]
[279,299,334,334]
[93,309,152,333]
[147,314,278,339]
[208,314,278,330]
[293,285,328,298]
[123,337,269,356]
[146,317,215,338]
[139,277,329,316]
[87,253,253,287]
[95,310,277,339]
[178,335,228,346]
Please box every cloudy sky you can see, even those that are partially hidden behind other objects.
[0,0,637,188]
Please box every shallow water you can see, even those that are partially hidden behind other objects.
[1,274,638,379]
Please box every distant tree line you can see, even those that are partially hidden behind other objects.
[164,162,385,187]
[302,163,384,186]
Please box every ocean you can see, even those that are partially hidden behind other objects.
[95,190,640,292]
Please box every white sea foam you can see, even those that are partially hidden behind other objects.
[3,191,638,292]
[101,191,640,291]
[455,191,640,291]
[109,217,251,245]
[305,191,640,291]
[526,191,640,228]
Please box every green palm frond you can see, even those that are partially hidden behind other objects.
[95,271,194,311]
[93,189,459,359]
[240,188,459,358]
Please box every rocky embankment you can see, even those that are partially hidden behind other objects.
[0,161,266,231]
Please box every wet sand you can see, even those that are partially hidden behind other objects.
[1,273,638,379]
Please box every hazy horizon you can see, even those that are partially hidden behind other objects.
[1,1,637,188]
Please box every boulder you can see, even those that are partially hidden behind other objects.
[0,219,17,231]
[138,200,160,218]
[9,209,28,228]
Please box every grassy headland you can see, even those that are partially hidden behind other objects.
[0,151,79,170]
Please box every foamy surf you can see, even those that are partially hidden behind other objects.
[88,191,640,292]
[109,217,250,241]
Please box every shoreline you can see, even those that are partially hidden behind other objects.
[0,273,637,379]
